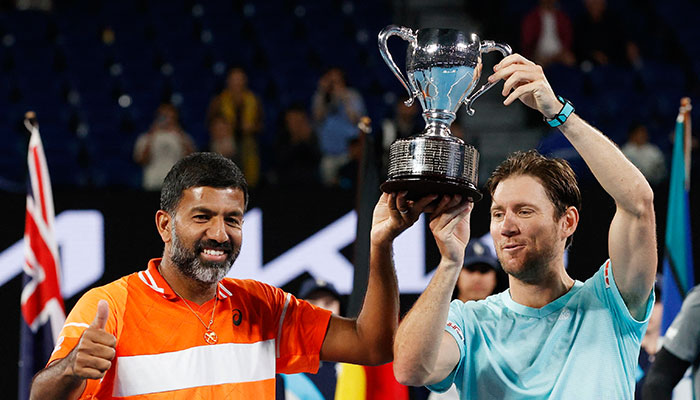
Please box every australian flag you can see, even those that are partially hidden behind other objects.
[18,117,66,399]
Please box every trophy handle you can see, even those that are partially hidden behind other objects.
[378,25,420,106]
[463,41,513,116]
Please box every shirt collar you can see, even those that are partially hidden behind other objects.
[140,258,232,301]
[501,280,584,318]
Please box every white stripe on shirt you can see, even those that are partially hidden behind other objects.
[63,322,90,329]
[112,340,276,397]
[138,271,164,294]
[219,283,233,297]
[276,293,291,358]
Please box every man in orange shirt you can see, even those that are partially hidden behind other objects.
[29,152,472,399]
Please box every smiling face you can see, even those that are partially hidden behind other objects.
[489,175,571,284]
[161,186,245,284]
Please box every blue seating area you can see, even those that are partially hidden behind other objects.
[0,0,697,190]
[543,59,689,146]
[509,0,697,156]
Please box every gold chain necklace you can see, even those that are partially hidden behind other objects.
[173,288,219,345]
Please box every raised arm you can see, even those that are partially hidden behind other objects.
[490,54,656,318]
[393,196,473,385]
[319,192,436,365]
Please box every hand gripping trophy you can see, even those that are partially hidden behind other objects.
[378,25,512,202]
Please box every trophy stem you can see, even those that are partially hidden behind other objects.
[423,110,458,138]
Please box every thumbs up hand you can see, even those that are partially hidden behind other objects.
[65,300,117,380]
[91,299,110,330]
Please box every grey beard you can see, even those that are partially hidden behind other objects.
[169,228,239,284]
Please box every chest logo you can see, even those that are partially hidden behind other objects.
[558,309,572,321]
[232,309,243,326]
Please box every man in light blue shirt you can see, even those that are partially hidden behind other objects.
[392,54,656,399]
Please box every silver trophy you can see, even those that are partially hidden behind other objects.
[378,25,512,202]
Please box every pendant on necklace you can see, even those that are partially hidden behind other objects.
[204,329,218,345]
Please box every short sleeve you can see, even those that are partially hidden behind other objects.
[47,283,125,400]
[427,300,468,393]
[273,290,332,374]
[48,285,122,365]
[664,286,700,362]
[595,260,654,340]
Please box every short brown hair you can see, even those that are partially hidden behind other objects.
[160,152,248,215]
[486,150,581,247]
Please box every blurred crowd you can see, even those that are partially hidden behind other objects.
[1,0,697,194]
[130,0,696,193]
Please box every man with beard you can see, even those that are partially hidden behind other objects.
[30,152,464,399]
[393,54,656,399]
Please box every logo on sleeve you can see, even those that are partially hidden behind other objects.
[446,321,464,341]
[665,326,678,340]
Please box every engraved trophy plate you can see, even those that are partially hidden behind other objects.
[378,25,512,202]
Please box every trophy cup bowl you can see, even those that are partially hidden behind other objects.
[378,25,512,202]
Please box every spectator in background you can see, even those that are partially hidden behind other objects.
[621,123,666,186]
[380,97,422,172]
[15,0,52,11]
[521,0,575,68]
[338,137,362,191]
[208,114,236,159]
[133,103,195,191]
[449,120,466,142]
[312,67,366,186]
[381,98,421,152]
[298,278,343,315]
[573,0,625,66]
[626,41,645,71]
[207,67,263,187]
[642,285,700,399]
[276,278,344,400]
[453,239,507,303]
[272,105,322,187]
[277,278,409,400]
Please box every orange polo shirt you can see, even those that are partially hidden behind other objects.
[49,259,332,399]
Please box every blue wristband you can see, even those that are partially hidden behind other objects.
[545,96,575,128]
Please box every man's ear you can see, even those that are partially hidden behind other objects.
[561,206,579,241]
[156,210,173,243]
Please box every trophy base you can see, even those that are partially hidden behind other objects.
[380,176,483,203]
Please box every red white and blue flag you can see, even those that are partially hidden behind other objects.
[18,119,65,400]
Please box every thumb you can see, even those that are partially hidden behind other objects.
[90,300,109,330]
